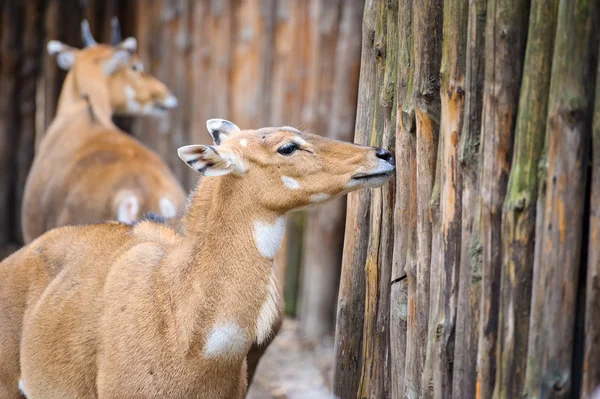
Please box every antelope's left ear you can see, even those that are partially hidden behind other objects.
[206,119,241,145]
[178,145,244,176]
[47,40,78,70]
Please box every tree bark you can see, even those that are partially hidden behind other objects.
[451,0,486,397]
[525,0,599,397]
[410,0,443,396]
[390,0,414,396]
[333,0,377,396]
[493,0,558,397]
[475,0,530,397]
[583,41,600,399]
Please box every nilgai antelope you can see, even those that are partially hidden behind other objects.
[5,119,395,399]
[21,19,186,243]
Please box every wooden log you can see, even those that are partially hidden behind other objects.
[409,0,443,396]
[493,0,558,397]
[299,0,364,339]
[525,0,599,397]
[333,0,377,395]
[583,40,600,399]
[423,0,468,397]
[390,0,415,396]
[298,0,342,339]
[451,0,486,397]
[474,0,529,396]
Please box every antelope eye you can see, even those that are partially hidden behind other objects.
[277,143,298,156]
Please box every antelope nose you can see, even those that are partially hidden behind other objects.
[375,147,395,165]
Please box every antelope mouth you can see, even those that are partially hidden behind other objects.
[351,170,394,180]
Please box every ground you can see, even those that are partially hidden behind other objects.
[247,318,335,399]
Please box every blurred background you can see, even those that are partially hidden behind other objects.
[0,1,364,396]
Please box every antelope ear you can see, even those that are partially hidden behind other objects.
[47,40,77,70]
[206,119,241,145]
[103,48,132,75]
[178,145,236,176]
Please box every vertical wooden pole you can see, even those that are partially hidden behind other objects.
[493,0,558,397]
[525,0,599,396]
[410,0,443,396]
[475,0,529,397]
[333,0,375,395]
[583,41,600,399]
[451,0,486,397]
[390,0,414,396]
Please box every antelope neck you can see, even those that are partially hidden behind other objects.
[55,67,114,128]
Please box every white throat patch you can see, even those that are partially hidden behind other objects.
[203,322,249,358]
[253,217,285,259]
[281,176,300,190]
[159,198,177,218]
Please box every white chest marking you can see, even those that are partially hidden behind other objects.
[240,139,248,147]
[117,194,139,224]
[159,198,177,218]
[256,272,280,345]
[281,176,300,190]
[203,322,248,358]
[253,217,285,259]
[310,193,330,203]
[18,379,28,398]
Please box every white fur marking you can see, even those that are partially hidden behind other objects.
[256,273,280,345]
[18,379,28,398]
[310,193,330,203]
[281,176,300,190]
[159,198,176,218]
[117,195,139,224]
[253,217,286,259]
[291,136,307,146]
[240,139,248,147]
[124,85,136,99]
[204,322,248,358]
[163,94,178,108]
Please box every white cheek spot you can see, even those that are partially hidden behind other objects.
[240,139,248,147]
[19,379,28,398]
[256,272,280,345]
[124,85,136,99]
[117,195,139,224]
[253,217,286,259]
[281,176,300,190]
[310,193,330,203]
[159,198,177,218]
[204,322,249,358]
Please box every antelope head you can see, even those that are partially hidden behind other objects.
[178,119,395,213]
[46,18,177,117]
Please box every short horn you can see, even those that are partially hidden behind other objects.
[110,17,122,46]
[81,20,97,47]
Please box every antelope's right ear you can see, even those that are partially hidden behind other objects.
[47,40,78,70]
[206,119,241,145]
[178,145,235,176]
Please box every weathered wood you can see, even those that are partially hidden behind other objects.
[333,0,377,395]
[299,0,343,339]
[493,0,558,397]
[525,0,599,397]
[474,0,530,397]
[390,0,414,396]
[409,0,443,396]
[583,40,600,399]
[424,0,468,397]
[451,0,486,397]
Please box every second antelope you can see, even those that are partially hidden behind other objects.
[9,119,395,398]
[21,19,186,243]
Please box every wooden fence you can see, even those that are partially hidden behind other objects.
[334,0,600,398]
[0,0,364,336]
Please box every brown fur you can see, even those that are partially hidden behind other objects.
[5,123,394,398]
[22,41,186,243]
